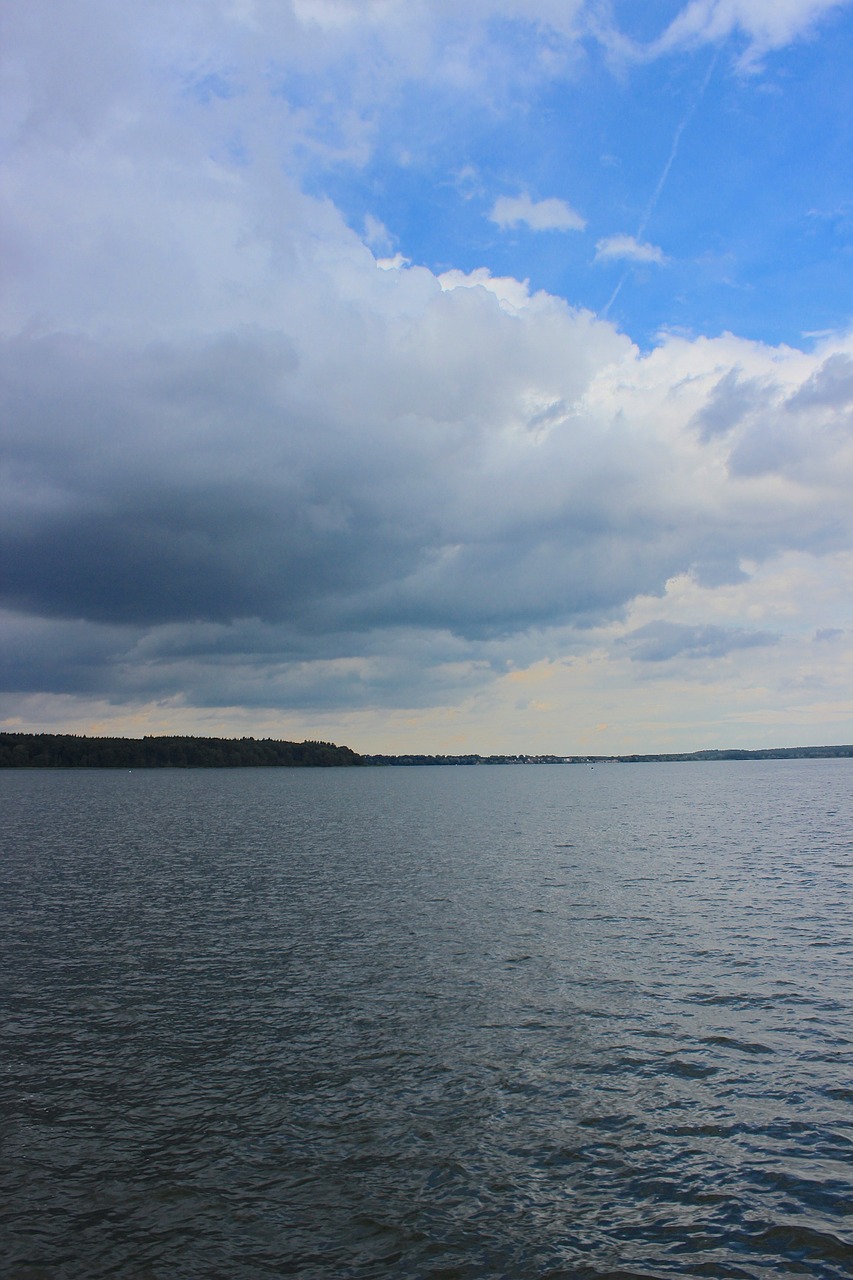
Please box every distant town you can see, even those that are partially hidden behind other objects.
[2,732,853,768]
[362,745,853,764]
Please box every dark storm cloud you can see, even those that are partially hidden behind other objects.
[0,329,414,628]
[0,323,761,641]
[0,608,496,713]
[0,614,137,696]
[2,296,850,714]
[2,312,672,642]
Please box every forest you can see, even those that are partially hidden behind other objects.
[0,733,363,768]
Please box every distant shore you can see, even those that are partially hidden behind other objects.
[0,733,361,769]
[2,732,853,768]
[363,746,853,764]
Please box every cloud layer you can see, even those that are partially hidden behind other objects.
[2,0,853,749]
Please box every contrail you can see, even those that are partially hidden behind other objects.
[603,47,720,318]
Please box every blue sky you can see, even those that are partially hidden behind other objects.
[2,0,853,753]
[307,3,853,347]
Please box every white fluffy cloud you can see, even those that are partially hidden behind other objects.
[595,234,667,264]
[489,193,587,232]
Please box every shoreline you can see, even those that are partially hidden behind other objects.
[2,731,853,768]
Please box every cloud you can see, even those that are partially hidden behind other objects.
[691,367,768,439]
[363,213,394,254]
[489,193,586,232]
[595,234,666,264]
[718,350,853,481]
[621,621,780,662]
[4,265,852,716]
[650,0,851,65]
[436,266,533,312]
[787,352,853,409]
[2,0,853,746]
[3,82,853,708]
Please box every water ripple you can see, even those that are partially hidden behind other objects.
[2,761,853,1278]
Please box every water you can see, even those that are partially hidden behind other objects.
[2,761,852,1279]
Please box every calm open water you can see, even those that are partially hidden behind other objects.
[2,761,852,1280]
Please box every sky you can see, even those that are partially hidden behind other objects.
[2,0,853,755]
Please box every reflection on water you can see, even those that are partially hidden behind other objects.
[2,762,852,1278]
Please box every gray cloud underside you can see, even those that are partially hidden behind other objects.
[0,609,504,711]
[5,322,846,636]
[702,358,853,481]
[621,621,780,663]
[2,303,850,709]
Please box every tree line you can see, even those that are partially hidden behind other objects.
[0,733,363,769]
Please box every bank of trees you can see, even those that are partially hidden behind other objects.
[0,733,362,768]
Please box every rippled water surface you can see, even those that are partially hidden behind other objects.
[2,761,853,1279]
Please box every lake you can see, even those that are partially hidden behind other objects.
[2,761,852,1278]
